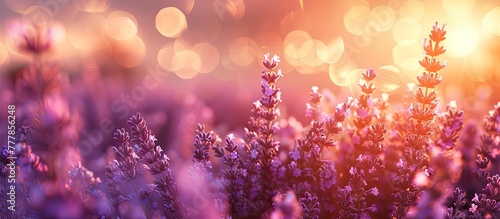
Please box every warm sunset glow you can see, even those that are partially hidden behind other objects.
[442,0,476,16]
[447,26,479,57]
[392,43,421,80]
[481,7,500,37]
[316,37,345,64]
[343,5,371,36]
[1,1,500,218]
[329,60,357,86]
[369,5,396,32]
[398,0,426,20]
[392,18,421,45]
[281,11,311,34]
[284,30,312,66]
[376,65,401,92]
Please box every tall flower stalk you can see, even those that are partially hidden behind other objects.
[242,53,283,216]
[110,113,186,218]
[111,127,148,218]
[392,22,448,218]
[128,113,186,218]
[213,133,246,218]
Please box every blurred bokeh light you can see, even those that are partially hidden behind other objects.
[106,10,138,41]
[156,7,187,38]
[0,0,499,121]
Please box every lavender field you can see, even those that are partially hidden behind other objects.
[0,0,500,218]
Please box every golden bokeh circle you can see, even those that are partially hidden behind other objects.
[192,42,219,74]
[329,59,358,86]
[316,37,345,64]
[107,16,137,41]
[156,7,188,38]
[172,50,201,79]
[158,43,176,72]
[344,5,371,36]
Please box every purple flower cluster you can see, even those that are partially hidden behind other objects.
[95,113,187,218]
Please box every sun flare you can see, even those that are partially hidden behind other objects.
[447,26,479,57]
